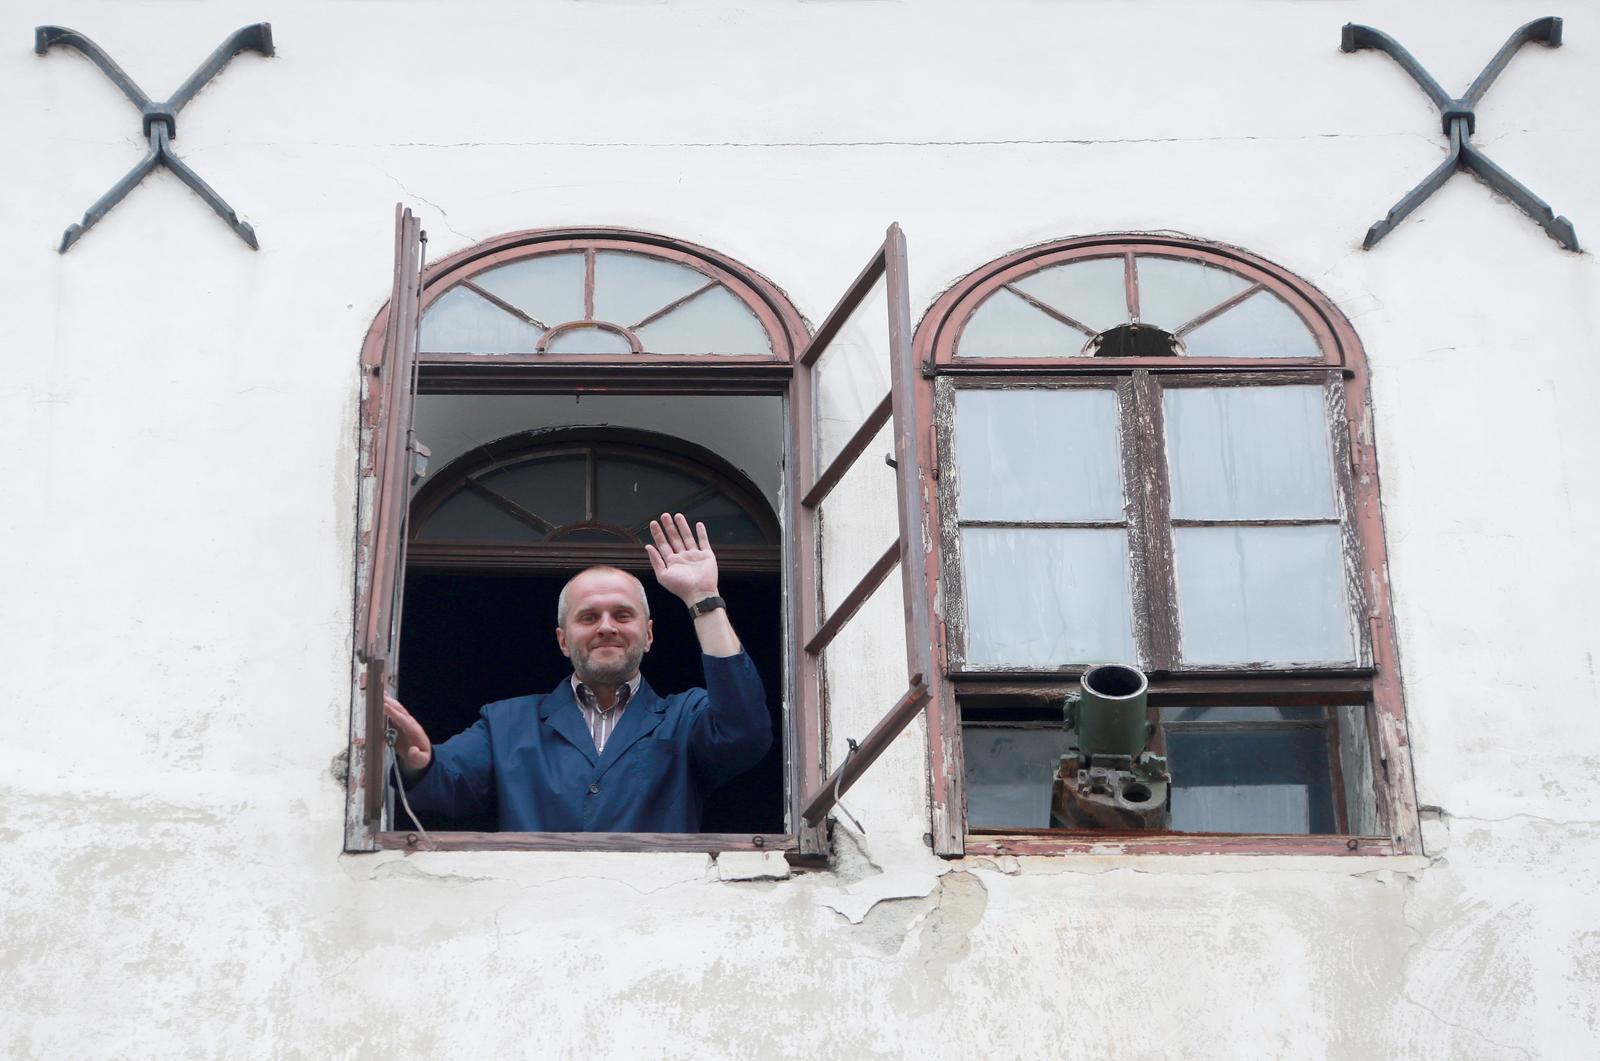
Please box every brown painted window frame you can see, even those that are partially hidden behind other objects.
[911,235,1420,858]
[347,219,819,855]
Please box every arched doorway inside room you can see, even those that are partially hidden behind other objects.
[398,428,785,834]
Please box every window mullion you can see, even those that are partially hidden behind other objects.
[1122,370,1180,670]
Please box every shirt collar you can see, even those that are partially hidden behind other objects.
[571,672,641,713]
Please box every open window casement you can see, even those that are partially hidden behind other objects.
[792,225,961,857]
[350,206,426,846]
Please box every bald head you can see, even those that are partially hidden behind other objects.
[556,566,650,626]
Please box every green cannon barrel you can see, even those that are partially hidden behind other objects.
[1070,663,1150,758]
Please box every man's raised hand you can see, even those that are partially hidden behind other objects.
[645,512,719,606]
[381,693,433,781]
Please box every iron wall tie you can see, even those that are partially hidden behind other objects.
[1341,17,1577,251]
[35,23,275,252]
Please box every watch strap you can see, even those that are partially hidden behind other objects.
[688,595,726,617]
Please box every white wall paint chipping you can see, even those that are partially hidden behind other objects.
[4,1,1599,1057]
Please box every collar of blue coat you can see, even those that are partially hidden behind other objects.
[537,674,669,771]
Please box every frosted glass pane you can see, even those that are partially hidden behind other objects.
[546,327,633,355]
[418,285,542,354]
[955,389,1123,521]
[963,528,1136,667]
[1173,784,1311,834]
[964,727,1075,828]
[474,253,586,327]
[1164,386,1335,519]
[1012,257,1129,334]
[636,285,771,354]
[1134,256,1251,332]
[592,252,710,329]
[679,492,768,546]
[1175,526,1354,664]
[1182,289,1319,358]
[416,490,535,542]
[955,288,1088,359]
[477,457,588,528]
[1160,706,1322,722]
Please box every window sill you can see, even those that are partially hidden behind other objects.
[373,830,797,854]
[964,831,1398,857]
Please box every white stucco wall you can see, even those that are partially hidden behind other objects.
[4,1,1599,1058]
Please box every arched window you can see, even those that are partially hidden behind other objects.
[351,217,815,852]
[914,235,1416,856]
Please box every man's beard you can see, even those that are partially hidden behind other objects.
[572,640,646,687]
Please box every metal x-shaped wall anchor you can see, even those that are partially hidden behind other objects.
[35,23,274,252]
[1342,17,1577,252]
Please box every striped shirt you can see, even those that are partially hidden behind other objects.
[570,673,642,755]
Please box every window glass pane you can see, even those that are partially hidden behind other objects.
[1167,727,1336,834]
[964,726,1075,828]
[596,458,704,532]
[635,285,771,354]
[1175,525,1355,664]
[955,288,1089,359]
[476,457,589,529]
[546,326,634,355]
[1011,257,1129,334]
[1181,289,1320,358]
[418,285,542,354]
[955,389,1123,521]
[1164,385,1336,519]
[680,491,769,546]
[473,253,586,327]
[415,489,536,541]
[1159,706,1324,722]
[963,528,1136,667]
[1134,256,1252,332]
[592,252,711,329]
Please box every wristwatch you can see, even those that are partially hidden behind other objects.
[688,595,726,617]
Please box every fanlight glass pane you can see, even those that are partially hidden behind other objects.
[955,288,1089,359]
[1134,256,1252,332]
[593,252,711,329]
[963,528,1136,667]
[677,491,768,546]
[416,489,536,542]
[1011,257,1129,334]
[475,457,589,529]
[546,327,634,355]
[1159,705,1324,722]
[1164,385,1336,519]
[472,253,586,328]
[1182,289,1320,359]
[418,285,542,354]
[635,285,771,354]
[955,388,1123,521]
[1167,728,1336,834]
[596,458,704,532]
[964,727,1076,828]
[1174,525,1355,664]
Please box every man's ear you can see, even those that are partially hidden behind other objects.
[555,627,570,658]
[644,618,654,652]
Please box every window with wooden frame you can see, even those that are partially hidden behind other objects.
[349,212,818,853]
[911,236,1419,857]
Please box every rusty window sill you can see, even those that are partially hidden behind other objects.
[963,831,1398,858]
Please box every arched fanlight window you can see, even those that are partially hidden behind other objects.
[416,233,803,358]
[937,241,1337,364]
[408,428,781,573]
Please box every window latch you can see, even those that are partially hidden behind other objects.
[34,23,274,252]
[1341,18,1577,251]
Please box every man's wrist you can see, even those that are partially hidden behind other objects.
[687,594,726,618]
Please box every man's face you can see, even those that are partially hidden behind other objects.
[556,570,653,687]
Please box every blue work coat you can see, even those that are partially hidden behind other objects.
[403,652,771,832]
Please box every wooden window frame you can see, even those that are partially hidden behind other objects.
[912,234,1420,858]
[347,219,816,855]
